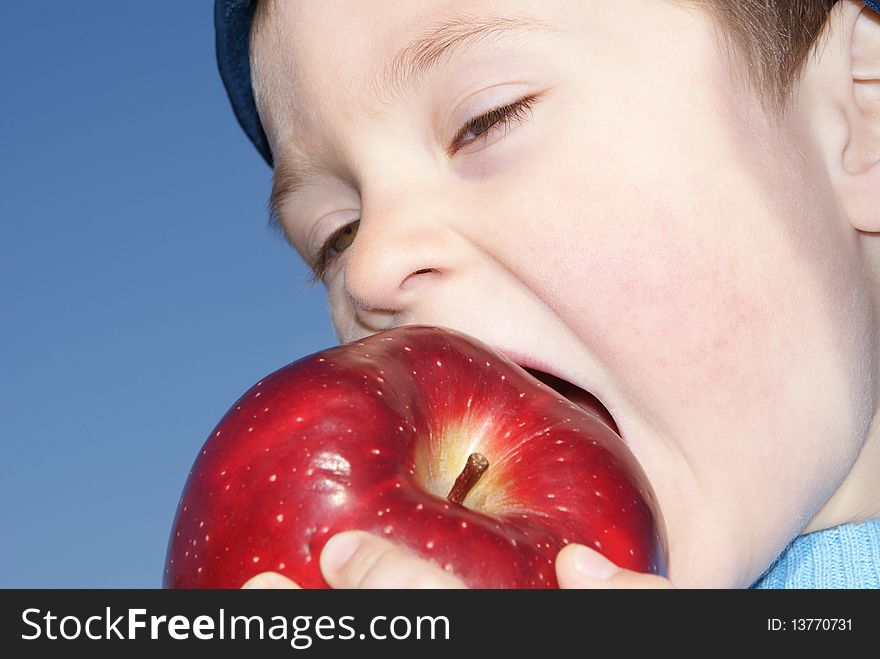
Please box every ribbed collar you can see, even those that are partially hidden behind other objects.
[750,518,880,589]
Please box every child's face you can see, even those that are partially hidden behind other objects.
[251,0,879,587]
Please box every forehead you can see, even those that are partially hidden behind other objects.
[251,0,574,146]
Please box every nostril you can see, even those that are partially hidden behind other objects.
[401,268,439,290]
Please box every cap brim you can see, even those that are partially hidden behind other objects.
[215,0,273,166]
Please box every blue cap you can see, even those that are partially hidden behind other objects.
[216,0,880,169]
[215,0,272,166]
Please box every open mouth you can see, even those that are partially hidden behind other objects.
[521,367,619,435]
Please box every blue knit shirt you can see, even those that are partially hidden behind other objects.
[749,518,880,588]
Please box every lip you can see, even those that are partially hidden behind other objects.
[488,346,620,435]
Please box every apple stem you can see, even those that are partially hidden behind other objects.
[447,452,489,505]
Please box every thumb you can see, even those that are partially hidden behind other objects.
[555,544,674,589]
[241,571,301,589]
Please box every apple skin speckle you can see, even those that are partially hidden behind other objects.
[164,325,666,589]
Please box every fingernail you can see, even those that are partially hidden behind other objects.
[571,546,620,580]
[322,532,362,573]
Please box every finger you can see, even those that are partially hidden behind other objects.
[241,571,302,589]
[555,544,674,589]
[320,531,467,589]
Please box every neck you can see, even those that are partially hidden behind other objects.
[803,416,880,534]
[804,245,880,534]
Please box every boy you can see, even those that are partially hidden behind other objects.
[215,0,880,588]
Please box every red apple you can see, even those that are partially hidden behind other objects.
[164,325,666,588]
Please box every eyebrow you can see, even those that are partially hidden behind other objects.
[268,14,559,238]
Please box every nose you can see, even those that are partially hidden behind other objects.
[340,191,469,333]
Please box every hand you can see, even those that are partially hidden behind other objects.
[554,543,674,589]
[241,530,466,589]
[241,531,674,589]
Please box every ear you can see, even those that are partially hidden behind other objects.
[801,2,880,232]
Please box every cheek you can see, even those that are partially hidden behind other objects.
[496,59,867,493]
[559,198,786,437]
[516,154,865,499]
[616,230,768,408]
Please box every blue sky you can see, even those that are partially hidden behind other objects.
[1,1,337,587]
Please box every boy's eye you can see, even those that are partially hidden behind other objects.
[448,95,538,157]
[310,220,360,284]
[307,96,538,284]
